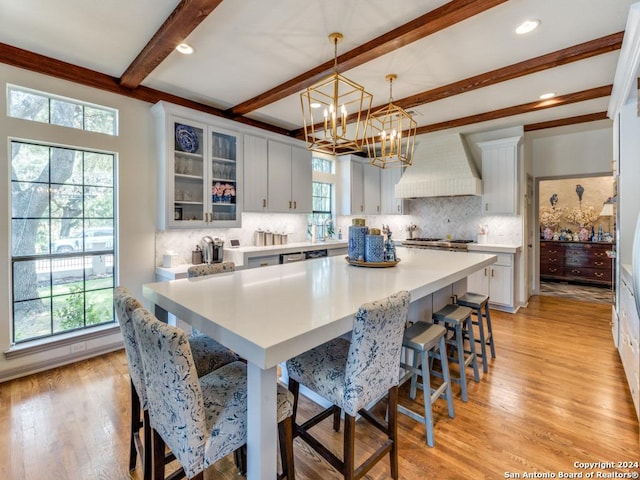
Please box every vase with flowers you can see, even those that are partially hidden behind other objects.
[539,206,565,240]
[566,204,599,241]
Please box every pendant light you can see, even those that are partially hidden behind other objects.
[366,74,417,168]
[300,33,373,155]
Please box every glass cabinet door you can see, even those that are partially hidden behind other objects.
[210,130,239,223]
[173,121,205,224]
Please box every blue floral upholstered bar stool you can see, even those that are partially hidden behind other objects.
[186,261,236,278]
[398,321,455,447]
[454,292,496,373]
[286,290,410,480]
[114,287,239,480]
[132,307,295,480]
[432,304,480,402]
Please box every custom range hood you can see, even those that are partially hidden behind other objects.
[395,133,482,198]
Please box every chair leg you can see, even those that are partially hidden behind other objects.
[278,416,295,480]
[420,349,435,447]
[234,447,247,476]
[151,428,165,480]
[343,414,356,480]
[485,305,497,358]
[143,410,152,480]
[388,386,399,480]
[288,378,300,423]
[454,322,469,402]
[409,349,420,400]
[464,316,480,383]
[439,336,455,419]
[474,306,489,373]
[333,406,341,432]
[129,381,141,472]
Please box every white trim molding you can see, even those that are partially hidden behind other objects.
[608,2,640,118]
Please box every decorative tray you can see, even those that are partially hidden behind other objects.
[345,256,401,268]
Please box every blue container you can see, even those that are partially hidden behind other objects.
[348,226,368,261]
[365,235,385,262]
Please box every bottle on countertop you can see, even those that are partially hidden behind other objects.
[338,228,342,240]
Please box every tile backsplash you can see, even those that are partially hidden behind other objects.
[155,198,522,266]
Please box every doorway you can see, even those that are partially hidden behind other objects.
[535,173,615,304]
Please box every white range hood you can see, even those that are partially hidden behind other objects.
[395,133,482,198]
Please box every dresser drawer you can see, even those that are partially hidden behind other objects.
[564,266,611,283]
[540,264,564,276]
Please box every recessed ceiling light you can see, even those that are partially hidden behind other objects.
[176,43,194,55]
[539,92,556,100]
[516,19,541,35]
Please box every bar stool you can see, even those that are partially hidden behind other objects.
[398,321,455,447]
[432,304,480,402]
[455,292,496,373]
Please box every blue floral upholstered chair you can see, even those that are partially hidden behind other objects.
[131,306,295,480]
[114,286,239,480]
[286,290,410,480]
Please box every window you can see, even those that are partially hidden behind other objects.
[309,155,336,239]
[11,141,116,343]
[8,85,118,135]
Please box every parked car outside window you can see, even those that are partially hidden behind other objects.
[53,228,114,253]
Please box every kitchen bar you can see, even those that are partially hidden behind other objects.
[143,247,496,480]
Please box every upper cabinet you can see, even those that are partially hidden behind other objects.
[339,155,381,215]
[244,136,312,213]
[478,136,522,215]
[380,167,404,215]
[152,102,243,229]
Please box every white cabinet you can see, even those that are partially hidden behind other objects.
[380,167,404,215]
[152,102,243,229]
[619,270,639,420]
[478,136,521,214]
[243,135,269,212]
[339,155,381,215]
[467,252,515,311]
[243,136,312,213]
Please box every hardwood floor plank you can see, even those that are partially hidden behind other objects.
[0,295,637,479]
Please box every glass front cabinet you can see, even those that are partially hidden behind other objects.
[152,102,243,229]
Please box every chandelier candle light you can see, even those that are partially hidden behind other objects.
[366,74,417,168]
[300,33,373,155]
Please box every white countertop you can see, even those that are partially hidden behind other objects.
[467,243,521,254]
[145,247,496,369]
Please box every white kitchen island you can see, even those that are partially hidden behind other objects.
[143,247,495,480]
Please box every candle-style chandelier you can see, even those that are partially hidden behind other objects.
[366,74,417,168]
[300,33,372,155]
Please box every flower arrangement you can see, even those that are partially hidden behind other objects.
[539,206,565,228]
[212,182,235,202]
[566,204,598,227]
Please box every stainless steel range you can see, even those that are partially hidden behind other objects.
[402,237,475,251]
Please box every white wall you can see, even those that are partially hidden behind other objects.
[617,94,640,266]
[0,64,157,380]
[527,120,613,178]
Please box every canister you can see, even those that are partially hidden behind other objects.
[348,225,368,261]
[274,233,282,245]
[364,234,384,262]
[265,231,274,246]
[255,230,265,246]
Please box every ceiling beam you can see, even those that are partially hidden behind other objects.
[226,0,508,117]
[395,32,623,111]
[414,85,612,134]
[524,112,609,131]
[119,0,224,89]
[0,42,290,136]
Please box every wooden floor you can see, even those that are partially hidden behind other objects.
[1,295,638,480]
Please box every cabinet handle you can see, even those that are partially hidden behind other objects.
[208,213,213,222]
[397,204,400,213]
[263,199,267,208]
[594,261,605,266]
[360,206,364,212]
[377,205,380,212]
[484,268,488,276]
[485,203,489,211]
[571,269,581,274]
[289,201,292,209]
[491,269,495,277]
[594,272,604,278]
[293,201,297,209]
[549,268,558,273]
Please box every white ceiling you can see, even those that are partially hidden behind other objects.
[0,0,637,136]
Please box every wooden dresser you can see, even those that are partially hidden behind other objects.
[540,240,613,286]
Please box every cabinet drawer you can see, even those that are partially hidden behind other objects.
[564,266,611,283]
[540,264,564,276]
[565,256,612,269]
[494,253,513,266]
[540,255,563,265]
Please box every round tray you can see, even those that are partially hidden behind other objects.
[345,256,401,268]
